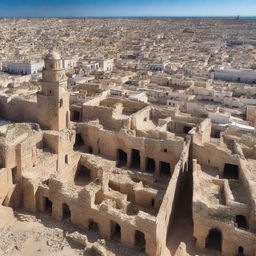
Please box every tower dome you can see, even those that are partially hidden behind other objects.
[45,50,61,60]
[43,49,66,81]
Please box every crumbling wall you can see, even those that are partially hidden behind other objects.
[193,118,211,144]
[238,158,256,232]
[77,123,183,172]
[193,141,239,174]
[0,95,38,123]
[43,129,76,171]
[131,106,151,130]
[18,132,43,174]
[82,105,129,130]
[192,156,256,256]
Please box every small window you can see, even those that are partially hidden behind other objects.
[49,90,52,95]
[235,215,248,230]
[65,154,68,164]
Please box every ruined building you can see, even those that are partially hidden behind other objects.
[0,51,255,256]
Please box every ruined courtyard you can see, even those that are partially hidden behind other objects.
[0,18,256,256]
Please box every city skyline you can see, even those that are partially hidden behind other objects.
[0,0,255,17]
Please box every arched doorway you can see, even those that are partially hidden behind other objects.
[205,228,222,252]
[223,163,239,179]
[62,203,71,220]
[238,246,244,256]
[135,230,146,251]
[110,221,121,242]
[88,219,99,232]
[116,149,127,167]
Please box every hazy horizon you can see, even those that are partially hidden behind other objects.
[0,0,255,18]
[0,16,256,19]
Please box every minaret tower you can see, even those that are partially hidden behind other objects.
[37,50,70,131]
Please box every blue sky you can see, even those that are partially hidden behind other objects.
[0,0,255,17]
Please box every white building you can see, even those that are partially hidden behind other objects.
[208,111,231,124]
[128,92,148,103]
[62,59,77,69]
[98,59,114,72]
[110,87,123,96]
[214,69,256,84]
[148,63,165,71]
[3,62,44,75]
[148,61,170,72]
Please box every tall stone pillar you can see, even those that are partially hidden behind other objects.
[127,150,132,168]
[154,161,160,177]
[140,154,146,171]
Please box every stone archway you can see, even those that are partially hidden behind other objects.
[205,228,222,252]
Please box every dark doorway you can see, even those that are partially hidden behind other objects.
[117,149,127,167]
[65,154,68,164]
[74,134,84,147]
[11,167,18,184]
[184,126,192,134]
[74,165,92,186]
[223,163,239,179]
[72,110,80,122]
[88,146,93,154]
[88,220,99,232]
[44,197,52,213]
[0,160,3,169]
[160,162,171,176]
[111,221,121,242]
[62,203,71,220]
[146,157,155,173]
[235,215,248,230]
[214,131,221,138]
[131,149,140,169]
[238,246,244,256]
[205,228,222,252]
[135,230,146,251]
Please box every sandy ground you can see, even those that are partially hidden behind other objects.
[0,174,220,256]
[0,211,143,256]
[0,212,84,256]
